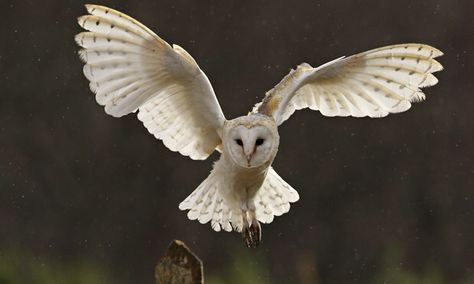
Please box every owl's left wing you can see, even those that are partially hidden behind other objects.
[252,44,443,125]
[76,5,226,160]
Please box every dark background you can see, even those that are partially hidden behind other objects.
[1,0,473,283]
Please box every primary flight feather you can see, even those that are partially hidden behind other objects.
[76,4,225,160]
[76,4,443,248]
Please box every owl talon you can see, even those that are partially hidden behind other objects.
[242,220,261,248]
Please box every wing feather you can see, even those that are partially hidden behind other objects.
[252,44,443,125]
[76,4,226,160]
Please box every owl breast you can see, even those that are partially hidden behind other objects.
[213,152,270,208]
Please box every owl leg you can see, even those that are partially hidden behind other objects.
[241,201,261,248]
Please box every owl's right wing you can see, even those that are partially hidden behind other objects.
[252,44,443,126]
[75,4,226,160]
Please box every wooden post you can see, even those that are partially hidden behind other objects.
[155,240,204,284]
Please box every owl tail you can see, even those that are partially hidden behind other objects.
[253,167,300,224]
[178,167,300,235]
[178,171,240,233]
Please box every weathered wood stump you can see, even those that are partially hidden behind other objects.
[155,240,204,284]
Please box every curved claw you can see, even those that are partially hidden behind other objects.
[242,219,261,248]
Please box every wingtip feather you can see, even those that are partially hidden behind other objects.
[178,202,187,211]
[84,4,103,14]
[430,46,444,58]
[76,15,87,28]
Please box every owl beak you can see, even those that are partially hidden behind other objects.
[246,154,253,166]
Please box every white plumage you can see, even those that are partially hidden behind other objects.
[76,4,443,247]
[254,44,443,125]
[75,5,225,160]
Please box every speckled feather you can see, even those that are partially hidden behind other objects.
[76,4,226,160]
[255,168,299,223]
[179,167,299,232]
[255,44,443,125]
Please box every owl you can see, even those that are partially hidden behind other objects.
[75,4,443,248]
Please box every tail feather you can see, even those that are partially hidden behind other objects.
[255,167,299,224]
[221,206,234,232]
[179,172,239,232]
[179,167,299,233]
[185,183,213,221]
[197,186,218,224]
[210,198,224,232]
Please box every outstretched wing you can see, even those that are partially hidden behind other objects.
[75,4,226,160]
[253,44,443,125]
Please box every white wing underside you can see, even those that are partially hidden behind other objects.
[254,44,443,125]
[76,4,226,159]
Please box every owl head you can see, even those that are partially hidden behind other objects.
[223,114,279,168]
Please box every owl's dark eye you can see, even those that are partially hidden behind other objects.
[235,139,243,146]
[256,138,264,146]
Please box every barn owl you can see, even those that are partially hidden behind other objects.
[75,4,443,247]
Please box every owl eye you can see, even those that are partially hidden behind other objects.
[235,139,243,146]
[256,138,264,146]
